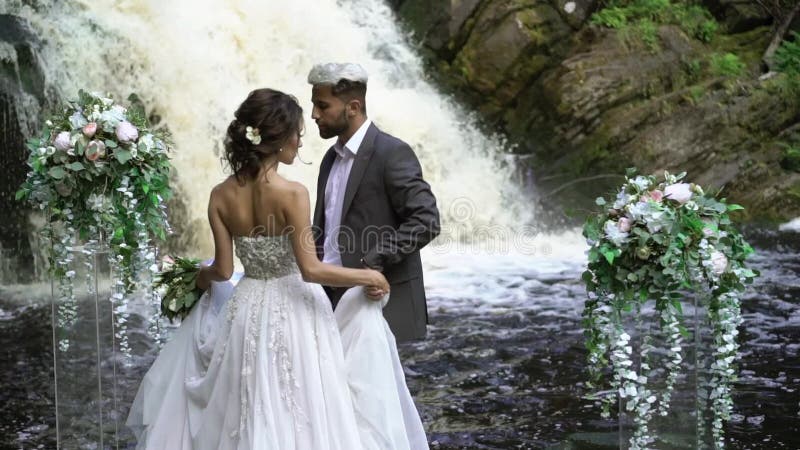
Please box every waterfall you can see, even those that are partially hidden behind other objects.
[5,0,534,258]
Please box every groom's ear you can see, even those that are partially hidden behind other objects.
[346,99,363,117]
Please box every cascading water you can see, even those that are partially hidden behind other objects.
[6,0,536,260]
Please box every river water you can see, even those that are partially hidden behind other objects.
[1,227,797,449]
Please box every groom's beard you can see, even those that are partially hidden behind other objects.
[318,110,349,140]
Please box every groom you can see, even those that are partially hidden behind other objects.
[308,63,440,342]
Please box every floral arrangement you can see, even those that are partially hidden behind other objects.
[582,169,758,449]
[16,90,173,352]
[154,256,204,322]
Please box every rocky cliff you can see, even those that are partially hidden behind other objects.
[394,0,800,223]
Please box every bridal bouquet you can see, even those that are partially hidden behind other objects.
[582,169,757,449]
[155,256,204,322]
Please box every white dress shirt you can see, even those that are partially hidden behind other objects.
[322,119,372,265]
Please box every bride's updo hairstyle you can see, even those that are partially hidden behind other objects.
[224,88,303,181]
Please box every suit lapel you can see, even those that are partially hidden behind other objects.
[314,147,337,231]
[341,123,379,219]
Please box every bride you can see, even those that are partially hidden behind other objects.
[126,88,427,449]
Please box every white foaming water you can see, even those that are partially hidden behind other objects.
[779,217,800,232]
[422,229,589,313]
[9,0,532,256]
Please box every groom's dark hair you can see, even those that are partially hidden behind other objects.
[331,79,367,115]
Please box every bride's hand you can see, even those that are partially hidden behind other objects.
[365,270,389,301]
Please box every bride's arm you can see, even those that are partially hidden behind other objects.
[197,188,234,290]
[285,183,388,290]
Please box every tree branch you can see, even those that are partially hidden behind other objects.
[763,2,800,72]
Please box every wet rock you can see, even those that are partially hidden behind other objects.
[553,0,600,29]
[453,0,572,102]
[397,0,483,57]
[704,0,773,33]
[0,14,53,283]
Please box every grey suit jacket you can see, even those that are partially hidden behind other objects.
[313,123,440,341]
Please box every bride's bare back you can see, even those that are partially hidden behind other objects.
[212,172,296,238]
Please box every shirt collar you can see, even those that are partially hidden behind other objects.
[334,119,372,158]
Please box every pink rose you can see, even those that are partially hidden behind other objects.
[664,183,693,204]
[618,217,633,232]
[53,131,72,151]
[115,121,139,143]
[83,122,98,138]
[85,140,106,161]
[649,190,663,202]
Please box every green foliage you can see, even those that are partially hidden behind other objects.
[683,58,702,78]
[592,6,629,29]
[710,53,746,77]
[688,84,706,103]
[780,143,800,172]
[590,0,720,49]
[675,4,717,43]
[776,31,800,75]
[155,256,203,322]
[636,19,659,50]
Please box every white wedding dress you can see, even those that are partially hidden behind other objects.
[127,235,428,450]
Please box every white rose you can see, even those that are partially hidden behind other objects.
[618,217,633,232]
[53,131,72,151]
[664,183,693,204]
[710,251,728,275]
[116,121,139,143]
[604,220,629,246]
[632,176,651,191]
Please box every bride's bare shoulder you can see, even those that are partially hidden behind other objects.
[208,176,243,202]
[264,173,305,194]
[276,180,308,205]
[286,180,308,196]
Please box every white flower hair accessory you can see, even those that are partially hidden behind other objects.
[245,126,261,145]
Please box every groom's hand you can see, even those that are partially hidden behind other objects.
[365,286,387,301]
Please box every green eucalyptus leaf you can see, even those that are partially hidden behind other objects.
[48,166,67,179]
[601,247,618,265]
[68,162,85,171]
[115,149,132,164]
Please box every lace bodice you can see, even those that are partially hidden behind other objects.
[234,235,299,280]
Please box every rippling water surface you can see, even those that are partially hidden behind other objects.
[1,229,798,449]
